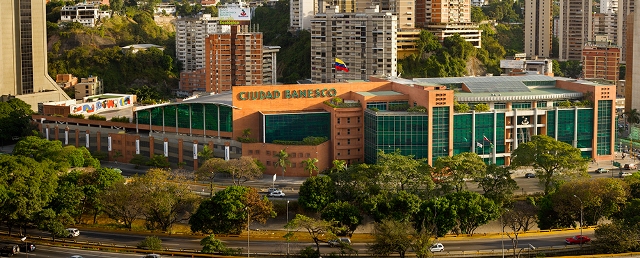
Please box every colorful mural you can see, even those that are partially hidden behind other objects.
[70,95,134,114]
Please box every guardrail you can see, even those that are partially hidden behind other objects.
[0,230,599,258]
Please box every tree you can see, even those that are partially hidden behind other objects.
[112,150,123,162]
[511,135,589,195]
[470,6,488,22]
[273,149,291,177]
[284,214,338,254]
[593,223,640,253]
[147,154,170,168]
[13,136,63,163]
[0,98,35,145]
[100,180,145,230]
[552,60,564,77]
[368,219,415,258]
[434,152,487,193]
[49,170,85,223]
[225,156,263,185]
[35,208,68,241]
[375,150,434,194]
[196,157,227,194]
[138,236,163,250]
[321,201,363,236]
[447,191,500,234]
[508,199,538,232]
[474,103,490,112]
[138,169,200,231]
[302,158,319,176]
[198,145,214,161]
[189,186,275,234]
[0,155,58,235]
[80,167,124,224]
[550,178,628,226]
[200,234,231,254]
[298,176,336,213]
[328,159,347,174]
[624,109,640,125]
[413,198,458,237]
[364,191,422,223]
[477,164,519,206]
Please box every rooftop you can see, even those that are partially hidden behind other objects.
[355,91,404,97]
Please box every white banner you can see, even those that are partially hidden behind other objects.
[135,139,140,154]
[273,173,276,182]
[193,143,198,160]
[85,133,90,148]
[45,128,49,140]
[224,145,229,161]
[108,136,112,151]
[64,131,68,145]
[164,142,168,157]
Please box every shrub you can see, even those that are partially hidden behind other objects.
[138,236,162,250]
[130,154,149,169]
[88,114,107,121]
[299,246,321,258]
[91,150,109,161]
[557,100,572,107]
[68,114,85,119]
[388,104,410,111]
[273,136,329,146]
[474,103,490,112]
[407,105,427,112]
[454,103,470,113]
[147,154,170,168]
[111,116,130,123]
[369,107,380,112]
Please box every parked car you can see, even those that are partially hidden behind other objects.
[267,187,279,193]
[624,164,637,170]
[142,254,161,258]
[524,173,535,178]
[70,256,84,258]
[565,235,591,245]
[0,245,19,257]
[620,171,633,178]
[429,243,444,252]
[18,243,36,253]
[268,190,285,197]
[328,238,351,247]
[65,228,80,238]
[595,168,609,174]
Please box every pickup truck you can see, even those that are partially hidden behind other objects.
[0,244,19,257]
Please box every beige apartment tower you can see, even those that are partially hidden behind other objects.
[524,0,551,58]
[0,0,70,110]
[558,0,593,61]
[310,6,397,83]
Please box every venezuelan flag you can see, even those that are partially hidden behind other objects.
[335,58,349,72]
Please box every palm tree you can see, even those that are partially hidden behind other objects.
[198,145,214,161]
[330,160,347,174]
[273,149,291,177]
[625,109,640,125]
[302,158,319,176]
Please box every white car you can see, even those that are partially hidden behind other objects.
[620,171,633,178]
[65,228,80,237]
[267,187,279,193]
[268,190,285,197]
[429,243,444,252]
[328,237,351,247]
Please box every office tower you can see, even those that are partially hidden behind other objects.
[619,0,635,61]
[0,0,70,111]
[524,0,551,58]
[558,0,593,61]
[310,6,397,83]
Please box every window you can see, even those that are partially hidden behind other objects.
[266,161,271,166]
[249,150,253,154]
[267,151,271,155]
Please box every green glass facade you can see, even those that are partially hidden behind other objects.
[546,108,594,149]
[264,113,331,143]
[453,114,472,154]
[431,107,450,163]
[364,111,429,163]
[597,100,613,155]
[136,104,233,132]
[577,109,594,148]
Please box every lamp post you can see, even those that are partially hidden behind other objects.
[286,200,290,257]
[573,195,584,247]
[20,237,27,258]
[434,198,438,239]
[246,207,251,258]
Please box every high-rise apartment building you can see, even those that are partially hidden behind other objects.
[429,0,471,23]
[524,0,551,58]
[355,0,414,30]
[418,0,482,48]
[262,46,280,85]
[203,27,264,93]
[558,0,593,61]
[582,42,620,81]
[626,10,638,112]
[310,6,397,83]
[290,0,317,30]
[175,14,227,72]
[619,0,635,62]
[0,0,70,111]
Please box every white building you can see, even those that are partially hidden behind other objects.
[60,3,110,27]
[470,0,486,7]
[155,3,177,15]
[524,0,552,58]
[310,5,397,83]
[175,14,230,72]
[290,0,316,31]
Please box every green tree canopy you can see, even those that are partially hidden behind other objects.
[189,185,275,234]
[298,176,336,213]
[320,201,363,236]
[368,219,415,258]
[447,191,500,234]
[434,152,487,193]
[0,98,34,145]
[477,164,519,206]
[511,135,589,194]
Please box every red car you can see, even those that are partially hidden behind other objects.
[565,235,591,245]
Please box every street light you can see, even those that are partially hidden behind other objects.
[573,195,584,247]
[246,207,251,258]
[20,237,28,258]
[286,200,290,257]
